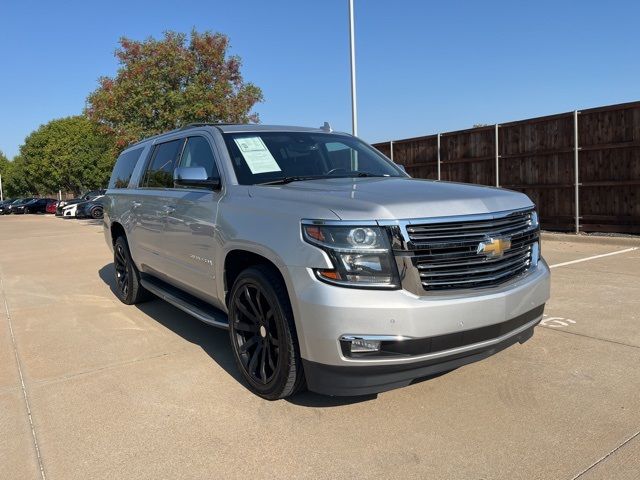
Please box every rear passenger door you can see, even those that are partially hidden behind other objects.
[132,138,185,276]
[163,135,222,303]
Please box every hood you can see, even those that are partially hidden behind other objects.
[248,177,533,221]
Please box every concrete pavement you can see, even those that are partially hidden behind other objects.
[1,215,639,479]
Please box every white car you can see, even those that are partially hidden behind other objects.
[62,203,79,218]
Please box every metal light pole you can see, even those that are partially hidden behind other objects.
[348,0,358,136]
[0,174,3,202]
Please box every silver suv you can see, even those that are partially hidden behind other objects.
[103,123,550,399]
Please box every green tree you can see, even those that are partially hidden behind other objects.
[85,30,263,149]
[16,116,114,196]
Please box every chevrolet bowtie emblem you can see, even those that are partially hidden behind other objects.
[477,237,511,258]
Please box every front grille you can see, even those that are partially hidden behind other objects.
[406,209,538,291]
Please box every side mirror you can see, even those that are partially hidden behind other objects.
[174,167,220,190]
[396,164,407,173]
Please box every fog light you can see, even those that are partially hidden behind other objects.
[350,338,381,353]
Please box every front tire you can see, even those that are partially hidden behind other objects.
[228,265,305,400]
[113,236,150,305]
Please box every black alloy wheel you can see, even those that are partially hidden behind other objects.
[91,207,103,219]
[114,241,130,298]
[113,236,150,305]
[229,265,305,399]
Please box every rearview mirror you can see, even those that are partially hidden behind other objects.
[174,167,220,190]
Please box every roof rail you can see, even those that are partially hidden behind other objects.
[179,122,239,130]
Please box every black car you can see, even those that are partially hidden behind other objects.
[0,198,23,214]
[6,198,36,214]
[56,189,106,216]
[0,199,16,215]
[15,198,56,214]
[75,198,104,219]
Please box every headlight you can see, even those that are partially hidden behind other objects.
[302,222,400,288]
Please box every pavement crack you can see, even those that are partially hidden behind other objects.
[571,430,640,479]
[31,350,180,387]
[539,325,640,350]
[1,275,47,480]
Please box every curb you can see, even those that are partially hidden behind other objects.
[541,231,640,247]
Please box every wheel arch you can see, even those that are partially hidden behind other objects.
[110,221,126,245]
[223,248,289,308]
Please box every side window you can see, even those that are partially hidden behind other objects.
[108,147,145,189]
[179,136,220,180]
[142,139,184,188]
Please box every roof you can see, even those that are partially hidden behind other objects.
[126,123,348,148]
[215,123,344,134]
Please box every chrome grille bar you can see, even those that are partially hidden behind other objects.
[401,208,539,292]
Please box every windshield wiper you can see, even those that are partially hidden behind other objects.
[257,175,325,186]
[257,172,388,186]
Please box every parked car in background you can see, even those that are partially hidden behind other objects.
[19,198,57,214]
[56,189,106,216]
[0,199,17,214]
[45,199,57,214]
[62,203,80,218]
[1,199,23,214]
[75,196,104,219]
[8,198,36,214]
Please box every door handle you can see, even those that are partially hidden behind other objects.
[161,205,176,215]
[131,201,142,210]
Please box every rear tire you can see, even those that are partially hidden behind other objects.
[113,236,151,305]
[228,265,305,400]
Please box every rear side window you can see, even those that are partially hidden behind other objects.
[108,147,145,189]
[142,139,184,188]
[179,137,220,179]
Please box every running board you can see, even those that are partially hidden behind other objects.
[140,276,229,329]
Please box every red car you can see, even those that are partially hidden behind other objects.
[45,199,58,214]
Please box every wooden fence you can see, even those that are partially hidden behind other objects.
[373,101,640,234]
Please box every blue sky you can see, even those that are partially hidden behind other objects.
[1,0,638,158]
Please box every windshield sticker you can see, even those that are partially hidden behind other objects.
[234,137,281,174]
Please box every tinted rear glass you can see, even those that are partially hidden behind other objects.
[108,147,145,189]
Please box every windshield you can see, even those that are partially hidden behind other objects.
[222,131,405,185]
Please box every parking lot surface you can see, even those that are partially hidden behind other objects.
[1,215,639,480]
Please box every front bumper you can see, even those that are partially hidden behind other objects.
[63,207,77,217]
[286,259,550,395]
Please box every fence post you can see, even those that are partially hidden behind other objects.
[574,110,580,234]
[495,124,500,187]
[437,133,441,180]
[389,141,394,161]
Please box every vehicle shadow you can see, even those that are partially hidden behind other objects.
[78,219,103,226]
[98,264,376,407]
